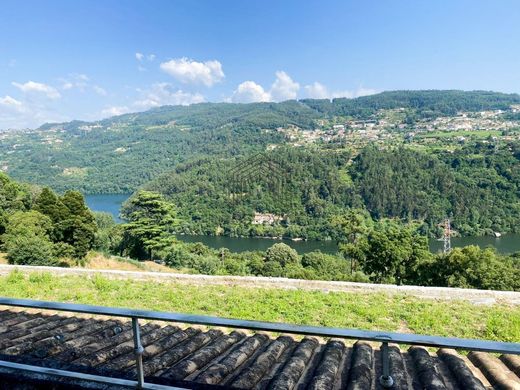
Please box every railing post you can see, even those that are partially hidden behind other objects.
[379,341,394,388]
[132,317,145,389]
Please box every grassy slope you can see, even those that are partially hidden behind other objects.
[0,270,518,343]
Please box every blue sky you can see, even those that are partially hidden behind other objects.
[1,0,519,128]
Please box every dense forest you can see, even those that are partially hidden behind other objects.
[1,173,519,291]
[134,142,520,239]
[2,90,520,193]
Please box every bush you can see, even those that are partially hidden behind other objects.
[262,260,284,277]
[422,246,520,291]
[6,235,58,266]
[265,243,300,267]
[164,246,195,268]
[53,242,76,259]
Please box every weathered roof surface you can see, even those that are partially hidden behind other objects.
[0,308,518,389]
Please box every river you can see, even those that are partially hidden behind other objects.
[85,194,520,255]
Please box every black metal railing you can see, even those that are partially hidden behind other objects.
[0,297,518,389]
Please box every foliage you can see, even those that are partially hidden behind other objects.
[356,220,432,284]
[3,210,57,266]
[422,246,520,291]
[351,144,520,236]
[5,235,57,266]
[265,243,299,267]
[120,191,180,259]
[134,142,520,241]
[0,174,97,264]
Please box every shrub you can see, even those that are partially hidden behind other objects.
[6,235,58,266]
[265,243,299,267]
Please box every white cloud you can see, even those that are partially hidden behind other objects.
[61,73,89,91]
[93,85,107,96]
[135,52,144,61]
[12,81,61,99]
[147,54,156,61]
[0,95,24,110]
[160,57,225,87]
[101,106,130,117]
[304,82,330,99]
[231,81,271,103]
[270,71,300,101]
[0,94,66,129]
[304,82,378,99]
[351,87,378,98]
[134,83,205,109]
[230,71,299,103]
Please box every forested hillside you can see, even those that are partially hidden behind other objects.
[302,90,520,118]
[2,90,520,193]
[137,142,520,239]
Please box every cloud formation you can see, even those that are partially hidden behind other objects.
[231,81,271,103]
[0,95,24,110]
[231,71,300,103]
[12,81,61,99]
[270,71,300,101]
[304,82,330,99]
[304,82,377,99]
[93,85,107,96]
[133,83,205,110]
[61,74,89,92]
[160,58,224,87]
[101,106,130,117]
[0,93,66,129]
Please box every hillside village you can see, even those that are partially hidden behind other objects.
[277,106,520,149]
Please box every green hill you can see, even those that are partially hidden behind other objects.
[1,90,519,193]
[136,143,520,239]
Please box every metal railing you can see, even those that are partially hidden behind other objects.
[0,297,518,389]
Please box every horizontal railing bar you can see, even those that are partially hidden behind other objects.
[0,297,519,355]
[0,360,186,389]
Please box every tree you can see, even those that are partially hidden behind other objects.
[93,212,117,252]
[265,243,299,267]
[0,173,31,235]
[360,220,431,284]
[427,246,520,291]
[333,209,372,273]
[122,191,180,260]
[34,188,67,225]
[3,210,57,266]
[54,191,97,259]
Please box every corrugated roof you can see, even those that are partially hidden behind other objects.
[0,309,518,389]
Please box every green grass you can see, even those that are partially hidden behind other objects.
[0,270,518,342]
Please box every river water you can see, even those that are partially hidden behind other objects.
[85,194,520,255]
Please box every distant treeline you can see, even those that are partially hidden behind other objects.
[302,90,520,119]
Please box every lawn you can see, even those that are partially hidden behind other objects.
[0,270,518,343]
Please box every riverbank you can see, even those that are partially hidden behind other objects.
[85,194,520,255]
